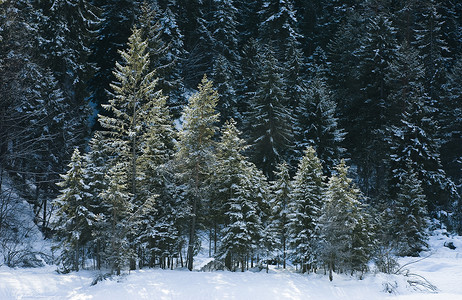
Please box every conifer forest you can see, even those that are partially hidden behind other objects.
[0,0,461,280]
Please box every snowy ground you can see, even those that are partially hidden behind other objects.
[1,231,462,300]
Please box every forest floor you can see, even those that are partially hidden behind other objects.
[1,230,462,300]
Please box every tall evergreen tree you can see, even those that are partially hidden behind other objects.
[297,74,345,176]
[176,0,213,87]
[287,147,324,273]
[318,160,373,281]
[391,162,430,257]
[413,0,449,104]
[95,25,170,272]
[175,76,220,271]
[54,149,94,272]
[246,46,294,180]
[440,57,462,195]
[258,0,300,59]
[270,161,291,269]
[214,119,268,271]
[350,14,398,198]
[88,0,137,121]
[139,1,186,118]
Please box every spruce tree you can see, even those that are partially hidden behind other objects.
[413,0,449,103]
[88,0,137,119]
[351,14,399,198]
[287,147,324,273]
[215,119,267,271]
[139,1,185,118]
[99,160,134,275]
[247,46,294,180]
[392,162,430,257]
[175,76,220,271]
[318,160,373,281]
[296,74,345,176]
[95,25,171,272]
[270,161,291,269]
[440,57,462,196]
[54,149,94,272]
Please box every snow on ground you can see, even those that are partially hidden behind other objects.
[1,231,462,300]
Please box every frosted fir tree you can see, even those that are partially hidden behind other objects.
[218,159,268,272]
[247,45,294,181]
[296,74,345,176]
[213,119,264,270]
[270,161,292,269]
[440,57,462,205]
[95,25,174,271]
[82,132,111,270]
[258,0,300,59]
[392,162,430,257]
[318,160,373,281]
[209,119,247,255]
[98,25,164,205]
[176,0,213,86]
[287,147,325,273]
[139,1,186,118]
[236,38,261,123]
[413,0,449,103]
[212,54,238,124]
[99,161,134,275]
[175,75,220,271]
[351,14,399,197]
[136,85,177,268]
[210,0,239,62]
[54,148,94,272]
[387,89,457,214]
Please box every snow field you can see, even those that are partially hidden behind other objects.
[1,231,462,300]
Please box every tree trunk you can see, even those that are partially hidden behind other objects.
[282,234,286,269]
[187,188,198,271]
[225,252,232,271]
[329,261,333,281]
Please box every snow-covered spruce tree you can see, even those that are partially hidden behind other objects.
[246,45,294,181]
[82,132,111,270]
[287,146,325,273]
[135,66,177,268]
[209,119,246,256]
[258,0,300,60]
[88,0,137,115]
[96,25,171,272]
[318,160,373,281]
[350,13,399,198]
[212,54,238,124]
[440,56,462,214]
[175,75,220,271]
[236,38,261,126]
[138,1,185,118]
[54,148,94,272]
[387,87,457,216]
[413,0,448,104]
[392,162,430,257]
[156,6,186,118]
[99,160,134,275]
[219,160,268,272]
[296,73,345,177]
[176,0,213,87]
[269,161,291,269]
[209,0,240,124]
[213,119,263,271]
